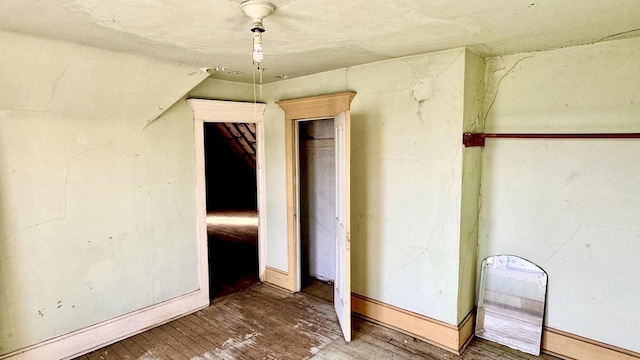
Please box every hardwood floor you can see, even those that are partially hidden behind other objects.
[76,282,559,360]
[206,210,259,300]
[206,210,258,244]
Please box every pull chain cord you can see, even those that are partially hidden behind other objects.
[252,30,258,123]
[252,60,258,123]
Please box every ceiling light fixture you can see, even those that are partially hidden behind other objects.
[240,0,275,65]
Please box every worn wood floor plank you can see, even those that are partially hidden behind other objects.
[206,301,308,360]
[168,318,221,352]
[119,336,157,359]
[194,311,273,359]
[130,332,172,360]
[205,289,316,359]
[138,328,188,360]
[186,308,273,359]
[108,342,136,360]
[85,346,122,360]
[73,282,559,360]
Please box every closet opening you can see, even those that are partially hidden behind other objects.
[297,119,336,302]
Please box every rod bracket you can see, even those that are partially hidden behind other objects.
[463,133,485,147]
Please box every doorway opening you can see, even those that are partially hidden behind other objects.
[204,122,259,301]
[276,92,354,341]
[298,119,336,303]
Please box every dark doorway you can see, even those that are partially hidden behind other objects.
[204,122,259,301]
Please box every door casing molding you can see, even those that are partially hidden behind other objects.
[273,91,356,292]
[187,98,268,283]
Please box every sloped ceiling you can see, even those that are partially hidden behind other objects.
[1,0,639,83]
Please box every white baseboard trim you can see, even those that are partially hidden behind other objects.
[1,289,208,360]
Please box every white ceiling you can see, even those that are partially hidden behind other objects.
[2,0,640,83]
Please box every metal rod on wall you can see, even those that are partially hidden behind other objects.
[463,133,640,147]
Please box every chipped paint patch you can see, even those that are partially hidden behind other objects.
[411,79,434,104]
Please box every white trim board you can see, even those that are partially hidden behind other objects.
[187,99,268,281]
[1,291,208,360]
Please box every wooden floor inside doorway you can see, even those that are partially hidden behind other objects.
[76,282,558,360]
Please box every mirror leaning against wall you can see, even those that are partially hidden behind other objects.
[476,255,548,356]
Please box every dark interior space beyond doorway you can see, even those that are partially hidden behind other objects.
[204,123,259,301]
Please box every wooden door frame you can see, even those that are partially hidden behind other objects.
[187,99,268,292]
[273,92,356,292]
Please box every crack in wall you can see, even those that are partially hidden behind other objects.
[344,67,350,90]
[481,54,535,124]
[42,57,91,109]
[468,61,487,132]
[480,144,542,242]
[0,142,113,243]
[1,57,91,113]
[596,27,640,43]
[542,224,584,264]
[389,146,462,277]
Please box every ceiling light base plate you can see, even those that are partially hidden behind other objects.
[240,0,275,31]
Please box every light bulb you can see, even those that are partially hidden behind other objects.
[252,30,264,63]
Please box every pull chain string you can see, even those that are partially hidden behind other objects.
[251,26,258,121]
[253,60,258,124]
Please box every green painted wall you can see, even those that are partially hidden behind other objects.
[0,31,208,354]
[261,48,482,325]
[478,36,640,352]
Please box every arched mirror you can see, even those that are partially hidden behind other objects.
[476,255,548,355]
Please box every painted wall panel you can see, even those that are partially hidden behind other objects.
[263,49,469,324]
[457,50,486,323]
[0,31,208,355]
[478,36,640,352]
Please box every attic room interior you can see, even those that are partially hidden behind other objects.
[1,1,639,359]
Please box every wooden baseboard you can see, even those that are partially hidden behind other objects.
[5,282,636,360]
[351,293,474,354]
[457,309,475,352]
[351,294,640,359]
[0,289,208,360]
[543,327,640,360]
